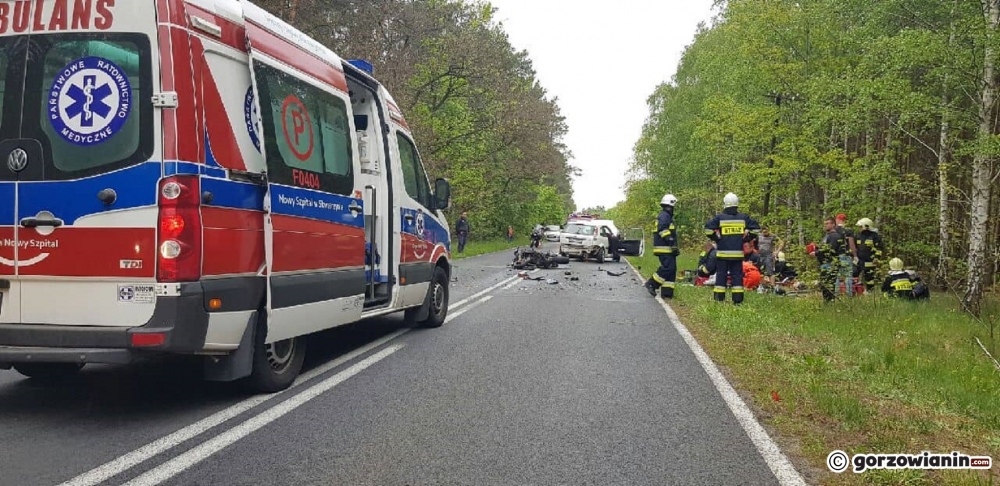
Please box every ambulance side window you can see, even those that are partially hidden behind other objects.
[254,63,354,195]
[396,133,433,211]
[35,37,152,178]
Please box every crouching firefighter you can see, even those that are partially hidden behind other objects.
[645,194,680,298]
[704,192,761,304]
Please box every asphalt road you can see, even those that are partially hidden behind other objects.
[0,243,788,486]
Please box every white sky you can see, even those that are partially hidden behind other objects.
[486,0,718,212]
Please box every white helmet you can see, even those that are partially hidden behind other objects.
[856,217,874,229]
[660,193,678,206]
[723,192,739,208]
[889,257,904,271]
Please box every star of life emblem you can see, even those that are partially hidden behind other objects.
[48,56,132,146]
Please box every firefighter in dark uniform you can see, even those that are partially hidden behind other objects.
[854,217,884,293]
[704,192,760,304]
[882,258,915,299]
[812,217,846,302]
[644,194,679,299]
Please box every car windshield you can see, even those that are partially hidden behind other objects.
[564,223,596,236]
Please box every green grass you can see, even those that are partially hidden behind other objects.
[628,245,1000,486]
[451,237,532,259]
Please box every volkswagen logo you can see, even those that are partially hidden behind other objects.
[6,148,27,173]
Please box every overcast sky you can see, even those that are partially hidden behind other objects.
[486,0,718,212]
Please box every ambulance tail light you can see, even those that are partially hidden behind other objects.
[157,176,202,282]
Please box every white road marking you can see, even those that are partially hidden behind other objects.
[445,295,493,324]
[59,272,515,486]
[57,329,409,486]
[623,260,807,486]
[450,271,531,310]
[121,345,403,486]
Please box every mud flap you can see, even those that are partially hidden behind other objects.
[413,288,433,321]
[203,312,257,382]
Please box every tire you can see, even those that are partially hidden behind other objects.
[13,363,83,381]
[596,248,605,264]
[406,266,449,328]
[552,256,570,265]
[247,313,307,393]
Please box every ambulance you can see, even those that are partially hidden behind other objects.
[0,0,453,392]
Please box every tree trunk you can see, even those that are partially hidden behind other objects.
[965,0,1000,316]
[938,0,957,284]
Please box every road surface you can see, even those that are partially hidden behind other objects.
[0,243,795,486]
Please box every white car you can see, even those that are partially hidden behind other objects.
[543,225,562,242]
[559,221,615,263]
[559,220,646,263]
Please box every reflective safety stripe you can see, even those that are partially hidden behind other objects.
[865,262,876,267]
[652,274,667,284]
[717,250,743,259]
[663,282,676,288]
[731,286,745,293]
[713,286,727,293]
[653,246,675,254]
[659,229,672,238]
[719,219,746,236]
[704,229,717,235]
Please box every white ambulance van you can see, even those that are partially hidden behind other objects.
[0,0,453,392]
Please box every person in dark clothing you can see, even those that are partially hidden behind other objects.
[810,217,846,302]
[853,217,884,293]
[645,194,679,298]
[455,212,470,253]
[774,252,798,282]
[906,269,930,300]
[697,243,718,279]
[704,192,760,305]
[882,258,915,299]
[834,213,858,296]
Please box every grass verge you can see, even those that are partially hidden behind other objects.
[451,237,532,259]
[628,247,1000,486]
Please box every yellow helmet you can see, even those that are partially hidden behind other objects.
[856,217,874,229]
[889,257,903,271]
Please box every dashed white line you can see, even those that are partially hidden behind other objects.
[445,295,493,324]
[623,260,807,486]
[121,344,404,486]
[59,273,513,486]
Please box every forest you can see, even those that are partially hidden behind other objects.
[609,0,1000,315]
[253,0,578,242]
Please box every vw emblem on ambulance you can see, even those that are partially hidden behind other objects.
[6,148,27,173]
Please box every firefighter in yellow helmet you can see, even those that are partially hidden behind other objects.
[854,217,884,293]
[881,257,914,298]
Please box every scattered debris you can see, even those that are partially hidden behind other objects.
[606,270,626,277]
[569,276,579,281]
[546,278,559,285]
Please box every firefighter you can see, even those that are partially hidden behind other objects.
[882,257,915,299]
[704,192,760,304]
[854,217,884,293]
[644,193,679,299]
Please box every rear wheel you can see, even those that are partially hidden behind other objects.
[247,314,306,393]
[596,247,606,264]
[13,363,84,381]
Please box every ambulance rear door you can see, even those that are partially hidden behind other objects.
[243,2,367,341]
[5,0,161,326]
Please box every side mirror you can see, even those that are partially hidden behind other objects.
[433,177,451,210]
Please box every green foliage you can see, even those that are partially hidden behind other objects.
[622,0,1000,290]
[252,0,577,238]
